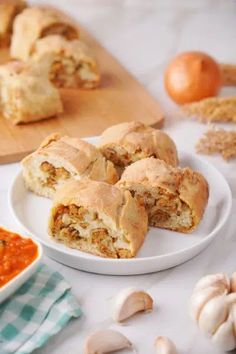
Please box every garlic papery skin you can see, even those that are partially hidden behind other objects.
[189,286,227,321]
[193,273,230,293]
[155,336,178,354]
[84,329,132,354]
[111,287,153,322]
[231,273,236,293]
[198,294,229,335]
[231,303,236,326]
[226,292,236,305]
[212,317,236,351]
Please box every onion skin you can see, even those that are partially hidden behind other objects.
[164,51,222,104]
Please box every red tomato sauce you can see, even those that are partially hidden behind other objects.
[0,227,38,288]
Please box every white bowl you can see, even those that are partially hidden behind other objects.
[0,229,43,305]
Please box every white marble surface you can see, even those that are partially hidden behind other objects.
[1,0,236,353]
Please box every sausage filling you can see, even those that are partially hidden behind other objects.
[51,204,132,258]
[102,146,155,168]
[49,56,98,88]
[129,188,193,232]
[40,161,70,188]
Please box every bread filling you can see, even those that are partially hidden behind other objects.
[49,56,97,88]
[50,56,76,87]
[51,204,131,258]
[77,62,98,88]
[129,187,193,232]
[40,161,70,188]
[103,146,154,167]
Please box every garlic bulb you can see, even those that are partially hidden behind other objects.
[193,273,230,293]
[189,272,236,351]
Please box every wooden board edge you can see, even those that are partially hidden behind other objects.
[0,118,164,164]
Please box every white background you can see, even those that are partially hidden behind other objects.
[1,0,236,353]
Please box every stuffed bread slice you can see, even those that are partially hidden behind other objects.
[48,179,148,258]
[117,157,209,233]
[0,61,63,124]
[22,133,119,198]
[99,121,179,170]
[10,7,78,61]
[31,35,100,89]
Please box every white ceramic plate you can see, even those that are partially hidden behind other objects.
[9,137,232,275]
[0,229,43,304]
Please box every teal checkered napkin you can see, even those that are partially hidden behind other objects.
[0,264,82,354]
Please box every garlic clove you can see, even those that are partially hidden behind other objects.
[226,292,236,305]
[212,316,236,351]
[231,303,236,333]
[112,287,153,322]
[198,294,229,335]
[193,273,230,293]
[189,286,227,321]
[154,336,178,354]
[84,329,132,354]
[231,272,236,293]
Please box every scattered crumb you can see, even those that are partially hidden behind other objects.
[181,96,236,123]
[196,127,236,161]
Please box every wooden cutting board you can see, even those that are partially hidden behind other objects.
[0,7,164,164]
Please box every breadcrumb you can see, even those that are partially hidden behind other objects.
[181,97,236,123]
[196,127,236,161]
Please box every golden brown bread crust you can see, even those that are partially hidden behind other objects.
[10,7,78,61]
[37,133,118,182]
[117,157,209,233]
[0,0,26,47]
[0,61,63,124]
[31,35,100,89]
[48,179,148,258]
[99,121,178,168]
[22,133,119,198]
